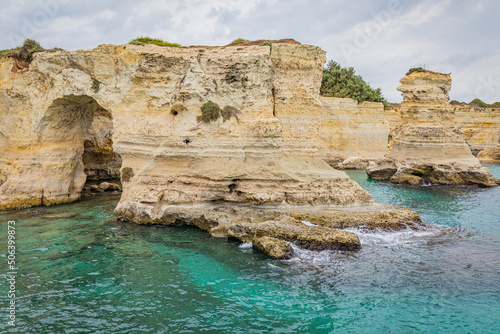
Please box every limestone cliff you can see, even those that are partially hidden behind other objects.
[367,71,498,186]
[384,104,500,159]
[453,106,500,156]
[478,144,500,162]
[0,42,421,255]
[320,97,389,168]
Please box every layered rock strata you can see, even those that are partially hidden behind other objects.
[320,97,389,168]
[0,42,421,256]
[453,106,500,156]
[478,144,500,162]
[384,105,500,159]
[367,71,498,186]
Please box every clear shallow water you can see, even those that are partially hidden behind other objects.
[0,165,499,333]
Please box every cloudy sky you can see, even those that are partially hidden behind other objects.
[1,0,499,102]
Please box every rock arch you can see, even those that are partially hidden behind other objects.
[0,94,120,209]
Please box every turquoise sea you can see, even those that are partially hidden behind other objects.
[1,164,499,333]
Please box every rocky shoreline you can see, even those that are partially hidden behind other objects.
[0,41,496,258]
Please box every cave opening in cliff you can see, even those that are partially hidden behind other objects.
[40,95,122,199]
[82,101,122,182]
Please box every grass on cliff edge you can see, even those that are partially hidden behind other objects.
[129,37,181,47]
[0,39,62,63]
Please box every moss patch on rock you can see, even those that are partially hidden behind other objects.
[197,102,221,122]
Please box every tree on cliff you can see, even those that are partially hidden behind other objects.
[320,61,386,104]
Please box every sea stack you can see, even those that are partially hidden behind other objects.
[367,70,499,186]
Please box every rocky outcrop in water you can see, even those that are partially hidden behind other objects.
[367,71,498,186]
[0,41,421,255]
[252,236,294,259]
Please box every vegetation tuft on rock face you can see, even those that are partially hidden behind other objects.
[91,79,101,93]
[129,37,181,47]
[492,102,500,106]
[221,106,240,122]
[197,102,221,122]
[320,60,385,104]
[469,98,488,108]
[0,39,63,63]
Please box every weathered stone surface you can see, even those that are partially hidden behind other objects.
[97,182,121,191]
[83,104,122,180]
[384,102,500,160]
[252,236,294,259]
[115,202,421,236]
[320,98,389,165]
[228,216,361,251]
[451,107,500,157]
[367,71,498,187]
[478,144,500,162]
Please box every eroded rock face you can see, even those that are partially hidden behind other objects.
[384,104,500,159]
[252,237,294,259]
[367,71,498,186]
[83,103,122,180]
[228,216,361,251]
[111,43,376,220]
[0,93,97,208]
[478,144,500,162]
[451,107,500,157]
[320,98,389,168]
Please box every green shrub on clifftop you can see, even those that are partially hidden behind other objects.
[230,38,249,44]
[320,61,385,103]
[129,37,181,47]
[406,67,426,76]
[0,39,62,63]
